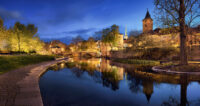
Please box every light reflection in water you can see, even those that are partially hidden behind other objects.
[39,58,200,106]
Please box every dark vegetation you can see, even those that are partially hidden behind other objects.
[139,47,179,60]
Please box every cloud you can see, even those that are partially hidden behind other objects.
[39,28,97,39]
[36,0,104,27]
[66,28,96,35]
[0,8,23,20]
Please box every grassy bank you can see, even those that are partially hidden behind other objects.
[0,55,55,74]
[112,58,160,66]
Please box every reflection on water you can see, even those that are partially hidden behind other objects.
[40,58,200,106]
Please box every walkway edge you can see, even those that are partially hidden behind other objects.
[14,58,68,106]
[152,66,200,75]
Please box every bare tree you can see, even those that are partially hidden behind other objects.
[154,0,200,28]
[154,0,200,65]
[71,35,84,44]
[129,30,142,37]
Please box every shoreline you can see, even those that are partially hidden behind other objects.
[0,58,67,106]
[152,65,200,75]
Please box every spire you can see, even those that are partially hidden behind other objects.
[145,93,152,103]
[125,26,127,36]
[144,8,152,20]
[124,26,128,40]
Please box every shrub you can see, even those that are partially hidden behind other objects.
[140,47,179,60]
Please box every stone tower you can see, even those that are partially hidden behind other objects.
[143,9,153,33]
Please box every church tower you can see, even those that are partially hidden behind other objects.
[143,9,153,33]
[124,26,128,40]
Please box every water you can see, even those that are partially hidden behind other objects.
[39,58,200,106]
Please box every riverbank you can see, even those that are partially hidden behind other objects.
[152,63,200,75]
[112,58,200,75]
[0,58,67,106]
[0,55,55,74]
[112,58,160,66]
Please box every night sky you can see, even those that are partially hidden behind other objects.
[0,0,154,43]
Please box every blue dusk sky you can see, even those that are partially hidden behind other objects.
[0,0,155,43]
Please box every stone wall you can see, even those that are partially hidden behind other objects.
[109,32,200,60]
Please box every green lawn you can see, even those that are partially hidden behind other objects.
[112,58,160,66]
[0,55,55,74]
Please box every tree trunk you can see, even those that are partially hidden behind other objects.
[180,75,188,106]
[17,33,21,52]
[179,0,188,65]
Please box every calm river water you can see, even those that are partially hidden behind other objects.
[39,58,200,106]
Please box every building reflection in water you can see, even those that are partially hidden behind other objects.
[49,58,200,105]
[142,80,153,102]
[66,58,124,90]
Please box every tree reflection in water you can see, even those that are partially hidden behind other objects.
[161,96,179,106]
[71,67,84,78]
[101,68,120,91]
[127,75,142,93]
[47,58,200,105]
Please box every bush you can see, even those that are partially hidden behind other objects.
[140,47,179,60]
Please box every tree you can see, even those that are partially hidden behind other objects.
[129,30,142,37]
[102,24,120,47]
[93,31,102,41]
[26,24,38,37]
[154,0,200,28]
[71,35,84,44]
[13,22,26,52]
[87,37,97,50]
[88,37,95,42]
[12,22,40,53]
[0,17,3,28]
[154,0,200,65]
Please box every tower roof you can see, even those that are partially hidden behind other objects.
[143,9,153,20]
[145,93,152,103]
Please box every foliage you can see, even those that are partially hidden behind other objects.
[102,24,120,47]
[129,34,179,50]
[93,31,102,41]
[154,0,200,65]
[140,47,179,60]
[71,35,84,44]
[0,28,12,52]
[0,17,3,28]
[159,27,179,34]
[0,20,45,54]
[0,55,55,74]
[65,62,76,68]
[69,36,98,52]
[129,30,142,37]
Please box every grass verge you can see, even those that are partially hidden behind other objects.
[0,55,55,74]
[112,58,160,66]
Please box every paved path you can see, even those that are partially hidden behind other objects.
[0,58,67,106]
